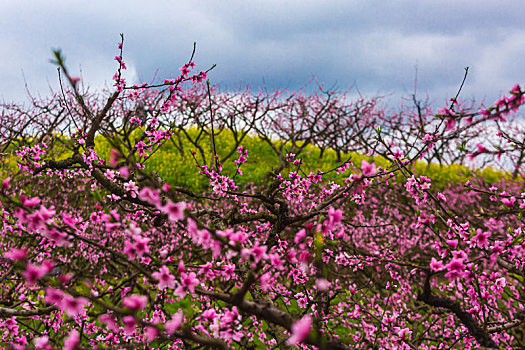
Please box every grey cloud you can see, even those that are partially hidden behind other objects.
[1,0,523,108]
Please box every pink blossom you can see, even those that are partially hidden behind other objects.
[178,260,186,273]
[316,278,330,291]
[134,236,151,257]
[423,133,435,143]
[152,265,176,290]
[1,177,11,190]
[222,307,239,324]
[124,235,151,260]
[260,273,271,292]
[126,222,142,236]
[495,277,507,289]
[33,336,49,349]
[179,65,191,76]
[510,83,521,94]
[138,187,161,208]
[228,230,247,245]
[250,243,267,262]
[269,253,284,270]
[452,250,468,260]
[446,239,458,250]
[45,227,72,247]
[1,317,18,333]
[62,213,79,228]
[472,229,491,249]
[3,248,27,261]
[108,148,121,167]
[294,228,306,244]
[445,117,456,131]
[176,272,199,296]
[328,207,343,227]
[165,311,183,335]
[201,309,217,321]
[99,314,119,332]
[437,107,453,116]
[501,196,515,207]
[61,294,88,317]
[286,314,312,345]
[241,243,268,263]
[392,148,404,160]
[395,327,412,340]
[162,200,186,221]
[361,160,377,177]
[124,180,139,198]
[45,288,64,305]
[295,293,308,308]
[122,315,136,334]
[145,326,159,342]
[26,212,45,230]
[479,108,491,117]
[63,330,80,350]
[430,258,444,271]
[476,143,487,153]
[119,166,130,179]
[122,294,148,310]
[21,196,40,207]
[123,239,138,259]
[445,257,465,280]
[297,250,311,265]
[22,263,48,285]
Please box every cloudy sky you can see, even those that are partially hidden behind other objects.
[1,0,523,108]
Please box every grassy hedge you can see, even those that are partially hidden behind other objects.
[0,128,507,190]
[91,128,507,191]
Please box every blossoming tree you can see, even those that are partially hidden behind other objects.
[0,35,524,349]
